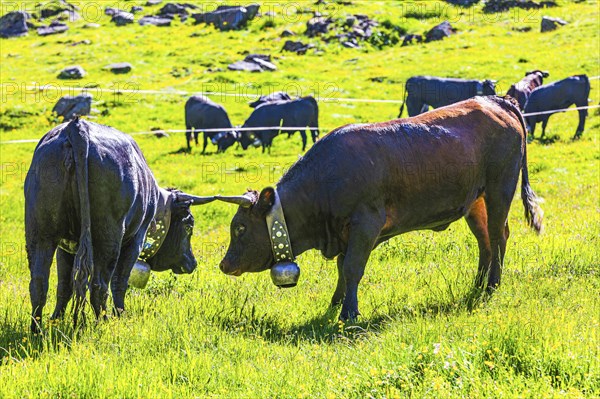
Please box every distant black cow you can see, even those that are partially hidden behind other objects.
[240,96,319,153]
[24,118,214,332]
[185,95,237,153]
[249,91,292,108]
[507,70,549,110]
[524,75,590,139]
[399,76,496,117]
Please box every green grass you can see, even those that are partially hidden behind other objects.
[1,0,599,397]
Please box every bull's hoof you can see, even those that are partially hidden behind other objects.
[339,308,360,322]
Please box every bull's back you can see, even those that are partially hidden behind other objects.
[25,121,156,241]
[289,97,524,227]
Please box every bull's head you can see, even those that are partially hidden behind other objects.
[146,191,215,274]
[239,130,254,150]
[215,188,276,276]
[212,131,239,152]
[483,80,497,95]
[526,70,550,78]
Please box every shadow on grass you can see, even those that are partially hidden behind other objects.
[215,286,492,345]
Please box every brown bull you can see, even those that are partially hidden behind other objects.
[217,96,544,321]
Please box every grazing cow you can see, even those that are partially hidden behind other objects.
[25,118,215,332]
[249,91,292,108]
[523,75,591,139]
[506,70,549,110]
[216,96,543,321]
[239,96,319,153]
[185,95,237,153]
[399,76,497,117]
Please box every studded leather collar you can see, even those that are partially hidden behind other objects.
[476,81,483,96]
[139,190,173,261]
[266,189,294,262]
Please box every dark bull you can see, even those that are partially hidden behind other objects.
[216,96,543,321]
[25,118,215,332]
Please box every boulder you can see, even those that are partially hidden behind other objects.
[541,16,567,32]
[104,7,120,16]
[192,5,260,31]
[139,15,172,26]
[39,0,80,20]
[280,29,295,37]
[228,60,263,72]
[37,21,68,36]
[282,40,314,54]
[58,65,86,79]
[111,11,134,26]
[425,21,455,42]
[0,11,29,38]
[131,6,144,13]
[52,93,92,120]
[306,16,332,37]
[105,62,132,74]
[228,54,276,72]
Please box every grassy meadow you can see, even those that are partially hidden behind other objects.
[1,0,599,397]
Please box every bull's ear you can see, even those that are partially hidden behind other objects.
[256,187,275,215]
[542,71,550,78]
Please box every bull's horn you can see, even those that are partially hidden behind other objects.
[178,193,216,205]
[215,194,254,208]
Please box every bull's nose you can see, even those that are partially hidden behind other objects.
[219,259,241,276]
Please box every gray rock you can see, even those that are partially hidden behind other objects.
[39,0,80,20]
[425,21,455,42]
[0,11,29,38]
[104,7,120,16]
[105,62,132,74]
[83,23,100,28]
[281,29,295,37]
[192,4,260,31]
[306,16,332,37]
[251,57,277,71]
[401,34,423,46]
[139,15,172,26]
[131,6,144,13]
[52,93,92,120]
[111,11,134,26]
[58,65,86,79]
[282,40,314,54]
[37,21,68,36]
[146,0,162,5]
[228,60,263,72]
[541,16,567,32]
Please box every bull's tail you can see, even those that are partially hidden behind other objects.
[398,84,408,118]
[513,103,544,233]
[65,117,94,324]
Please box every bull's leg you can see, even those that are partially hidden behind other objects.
[202,133,208,154]
[90,242,121,320]
[111,233,145,315]
[186,128,192,150]
[574,107,588,139]
[50,248,74,320]
[465,197,492,289]
[483,189,514,290]
[541,117,549,138]
[526,117,536,138]
[339,207,385,321]
[27,240,56,333]
[300,130,307,151]
[311,127,319,143]
[330,254,346,307]
[194,131,199,146]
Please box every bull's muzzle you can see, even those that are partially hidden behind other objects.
[219,258,242,276]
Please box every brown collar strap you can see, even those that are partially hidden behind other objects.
[266,189,294,262]
[139,190,173,261]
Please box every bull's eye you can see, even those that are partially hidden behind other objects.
[234,225,246,237]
